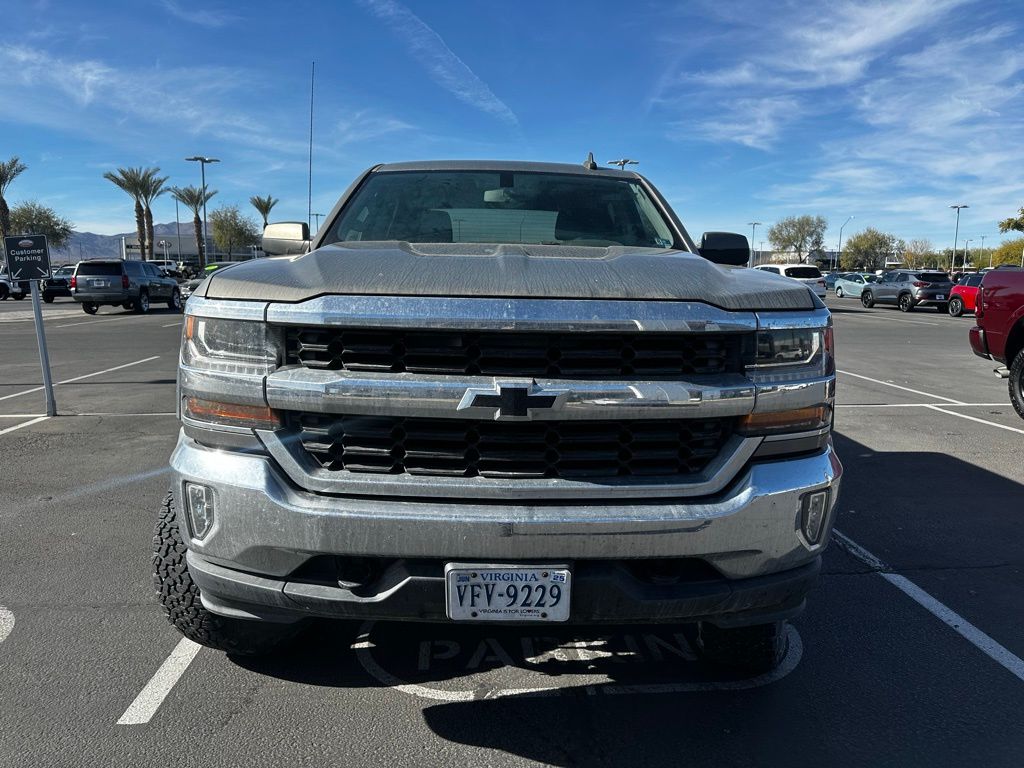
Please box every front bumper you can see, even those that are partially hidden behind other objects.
[170,431,842,625]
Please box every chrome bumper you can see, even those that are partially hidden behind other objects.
[170,430,842,582]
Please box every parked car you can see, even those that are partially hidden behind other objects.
[0,272,28,301]
[754,263,827,298]
[859,269,952,312]
[948,272,984,316]
[156,158,841,673]
[70,259,182,314]
[149,260,183,278]
[833,272,877,299]
[41,264,76,302]
[970,267,1024,418]
[823,272,844,290]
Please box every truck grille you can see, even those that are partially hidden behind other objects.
[284,328,749,377]
[290,413,733,480]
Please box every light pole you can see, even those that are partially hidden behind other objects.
[174,197,182,263]
[980,234,989,268]
[186,156,220,267]
[747,222,761,266]
[949,204,968,272]
[158,240,169,259]
[312,212,325,231]
[837,215,853,271]
[961,239,972,271]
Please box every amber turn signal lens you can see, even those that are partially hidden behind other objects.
[183,396,281,429]
[738,406,829,435]
[184,315,196,340]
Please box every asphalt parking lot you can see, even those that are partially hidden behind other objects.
[1,294,1022,767]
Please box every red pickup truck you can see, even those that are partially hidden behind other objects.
[970,267,1024,418]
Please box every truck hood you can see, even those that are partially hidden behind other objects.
[199,242,817,311]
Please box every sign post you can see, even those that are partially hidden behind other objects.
[4,234,57,416]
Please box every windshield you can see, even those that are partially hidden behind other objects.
[863,274,878,283]
[916,272,951,283]
[76,262,122,276]
[325,170,678,248]
[784,266,822,279]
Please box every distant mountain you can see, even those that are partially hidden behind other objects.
[50,222,197,263]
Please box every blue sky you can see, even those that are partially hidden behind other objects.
[2,0,1022,252]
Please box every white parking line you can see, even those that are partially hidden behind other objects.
[923,405,1024,436]
[0,416,50,436]
[117,638,202,725]
[837,370,965,404]
[54,316,139,329]
[0,606,14,644]
[836,403,1007,409]
[161,322,182,328]
[832,530,1024,684]
[0,355,159,402]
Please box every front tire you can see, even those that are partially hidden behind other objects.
[168,288,182,312]
[43,293,54,303]
[861,291,874,308]
[835,286,844,298]
[898,293,914,312]
[82,302,98,315]
[134,290,150,314]
[153,491,293,655]
[1009,348,1024,421]
[12,292,25,300]
[697,621,787,676]
[948,298,963,317]
[0,284,8,300]
[934,302,949,314]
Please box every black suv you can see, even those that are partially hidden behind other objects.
[71,259,182,315]
[860,269,952,312]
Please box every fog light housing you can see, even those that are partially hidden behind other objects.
[185,483,214,539]
[800,489,830,545]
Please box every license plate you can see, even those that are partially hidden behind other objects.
[90,279,108,288]
[445,563,571,622]
[936,294,945,300]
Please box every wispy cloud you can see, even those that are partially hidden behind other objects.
[686,96,800,150]
[159,0,236,28]
[358,0,518,126]
[335,110,415,144]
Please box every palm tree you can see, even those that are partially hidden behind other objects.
[171,185,217,270]
[249,194,279,229]
[0,156,28,238]
[103,167,147,261]
[139,168,169,262]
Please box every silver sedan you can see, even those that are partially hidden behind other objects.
[834,272,878,298]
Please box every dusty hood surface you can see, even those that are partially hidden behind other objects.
[200,242,817,311]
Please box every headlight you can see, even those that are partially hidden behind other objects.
[181,316,280,376]
[751,324,834,379]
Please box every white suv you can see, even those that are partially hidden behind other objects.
[755,264,827,299]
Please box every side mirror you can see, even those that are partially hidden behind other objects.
[698,231,750,266]
[262,221,311,256]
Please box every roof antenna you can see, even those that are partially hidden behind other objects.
[582,151,598,170]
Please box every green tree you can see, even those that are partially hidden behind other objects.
[843,228,902,271]
[249,194,279,229]
[103,167,147,261]
[209,204,259,259]
[0,156,28,239]
[998,206,1024,235]
[8,201,74,248]
[171,185,217,269]
[989,237,1024,268]
[767,215,828,263]
[139,168,169,262]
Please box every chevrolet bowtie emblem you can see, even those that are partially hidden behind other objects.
[457,383,567,420]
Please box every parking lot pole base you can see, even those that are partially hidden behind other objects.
[29,280,57,417]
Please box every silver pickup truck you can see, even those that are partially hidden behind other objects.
[155,159,841,673]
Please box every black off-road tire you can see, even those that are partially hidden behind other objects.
[153,491,291,655]
[948,298,963,317]
[898,293,914,312]
[696,620,787,676]
[0,284,8,300]
[134,290,150,314]
[82,302,98,315]
[861,291,874,308]
[12,292,25,300]
[168,288,182,312]
[1009,348,1024,421]
[43,293,54,303]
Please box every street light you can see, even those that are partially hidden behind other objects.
[312,212,325,230]
[185,156,220,266]
[837,215,854,271]
[949,204,968,272]
[158,240,169,259]
[962,239,972,271]
[980,234,989,268]
[747,222,761,266]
